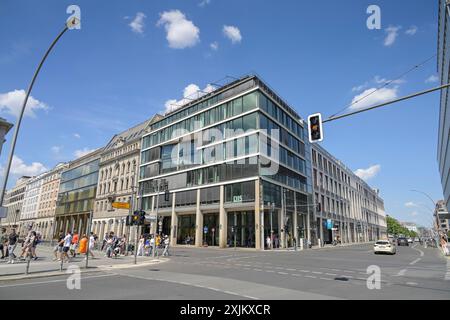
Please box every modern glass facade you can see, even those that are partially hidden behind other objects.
[138,76,313,249]
[437,0,450,209]
[54,157,100,237]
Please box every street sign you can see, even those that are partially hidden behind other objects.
[158,221,162,226]
[326,219,333,230]
[145,215,157,222]
[112,202,130,209]
[203,226,208,234]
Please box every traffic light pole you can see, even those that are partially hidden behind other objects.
[322,83,450,124]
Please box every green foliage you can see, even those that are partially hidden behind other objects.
[387,216,417,238]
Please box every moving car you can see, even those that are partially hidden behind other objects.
[397,237,409,246]
[407,238,413,244]
[374,240,396,255]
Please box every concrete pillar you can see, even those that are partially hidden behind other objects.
[219,185,227,248]
[293,195,298,246]
[170,192,177,245]
[306,212,311,244]
[255,179,262,250]
[319,216,323,247]
[195,189,203,247]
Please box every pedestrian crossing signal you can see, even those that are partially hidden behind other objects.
[308,113,323,143]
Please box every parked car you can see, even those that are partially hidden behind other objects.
[407,238,413,244]
[397,237,409,246]
[374,240,396,255]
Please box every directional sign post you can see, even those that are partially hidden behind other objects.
[112,202,130,210]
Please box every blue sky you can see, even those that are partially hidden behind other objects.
[0,0,442,227]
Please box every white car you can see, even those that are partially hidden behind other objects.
[407,238,413,244]
[374,240,396,255]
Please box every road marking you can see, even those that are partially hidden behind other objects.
[406,282,418,286]
[409,258,421,265]
[312,271,323,275]
[277,272,288,275]
[275,267,284,270]
[325,273,337,276]
[292,274,302,277]
[412,246,424,257]
[253,269,263,272]
[0,273,116,288]
[445,259,450,280]
[320,277,333,281]
[286,268,296,271]
[305,275,317,279]
[266,270,274,273]
[397,269,407,276]
[299,270,309,273]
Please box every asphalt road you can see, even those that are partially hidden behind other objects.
[0,243,449,300]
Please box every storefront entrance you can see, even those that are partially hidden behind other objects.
[177,214,196,245]
[227,211,255,248]
[203,213,219,246]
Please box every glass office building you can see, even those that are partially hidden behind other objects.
[437,0,450,210]
[138,75,313,249]
[54,150,101,237]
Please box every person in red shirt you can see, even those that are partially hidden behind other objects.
[70,233,79,257]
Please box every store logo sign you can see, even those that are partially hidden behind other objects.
[233,195,242,203]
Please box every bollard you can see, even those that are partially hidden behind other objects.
[25,255,31,275]
[60,257,64,271]
[300,238,304,250]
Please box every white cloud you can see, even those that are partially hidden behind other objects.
[51,146,62,154]
[164,83,217,113]
[157,10,200,49]
[0,89,48,118]
[405,26,418,36]
[352,82,368,92]
[199,0,211,7]
[425,75,439,83]
[129,12,146,34]
[9,155,47,177]
[350,87,398,110]
[354,164,381,181]
[384,26,401,46]
[73,133,81,139]
[405,202,418,208]
[210,41,219,51]
[74,148,96,159]
[373,75,405,85]
[223,25,242,44]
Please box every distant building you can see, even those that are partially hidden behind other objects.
[400,221,418,233]
[54,149,102,237]
[435,200,449,233]
[0,176,31,233]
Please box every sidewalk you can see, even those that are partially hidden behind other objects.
[0,244,167,281]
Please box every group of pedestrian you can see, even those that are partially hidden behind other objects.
[137,233,170,257]
[53,231,97,262]
[265,235,280,249]
[0,228,19,264]
[99,232,127,258]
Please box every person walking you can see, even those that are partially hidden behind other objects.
[18,225,33,260]
[88,232,96,259]
[105,232,116,258]
[266,236,271,249]
[137,235,145,256]
[60,231,73,262]
[53,232,64,261]
[101,233,108,251]
[150,236,156,257]
[78,234,88,258]
[162,235,170,256]
[70,232,79,257]
[6,229,18,264]
[0,228,8,259]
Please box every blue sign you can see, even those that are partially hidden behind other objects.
[326,219,333,230]
[203,226,208,234]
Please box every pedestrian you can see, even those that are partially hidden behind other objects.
[105,232,116,258]
[274,236,279,249]
[101,233,108,251]
[23,231,36,260]
[138,235,145,256]
[88,232,96,259]
[0,228,7,259]
[266,236,271,249]
[119,234,127,255]
[150,236,156,256]
[30,231,40,260]
[7,229,18,264]
[79,234,88,258]
[162,235,170,256]
[60,231,73,262]
[18,225,33,260]
[70,232,79,257]
[53,232,64,261]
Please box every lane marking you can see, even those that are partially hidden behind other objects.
[325,273,338,276]
[305,275,317,279]
[319,277,333,281]
[286,268,296,271]
[312,271,323,275]
[406,282,418,286]
[409,258,421,265]
[412,246,424,257]
[397,269,407,276]
[253,269,262,272]
[277,272,288,275]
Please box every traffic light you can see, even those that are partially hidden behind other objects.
[139,210,146,225]
[307,113,323,143]
[132,210,140,225]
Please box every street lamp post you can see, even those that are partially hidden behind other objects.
[0,18,79,207]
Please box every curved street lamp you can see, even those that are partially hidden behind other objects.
[0,17,80,206]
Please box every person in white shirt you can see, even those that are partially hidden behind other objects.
[60,232,72,262]
[88,232,95,258]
